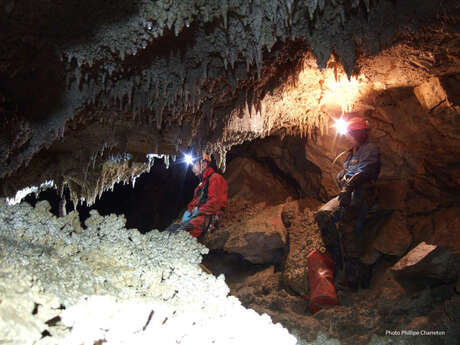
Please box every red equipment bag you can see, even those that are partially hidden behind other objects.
[307,249,339,314]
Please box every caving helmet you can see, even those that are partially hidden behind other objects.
[347,117,369,131]
[202,153,211,162]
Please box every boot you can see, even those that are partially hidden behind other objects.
[165,223,182,233]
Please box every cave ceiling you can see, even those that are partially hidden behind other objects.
[1,0,459,205]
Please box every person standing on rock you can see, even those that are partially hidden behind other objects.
[315,116,381,290]
[167,153,228,238]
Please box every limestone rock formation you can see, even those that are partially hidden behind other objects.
[370,211,413,257]
[1,0,459,206]
[1,0,460,344]
[229,136,327,200]
[224,156,293,206]
[199,134,460,344]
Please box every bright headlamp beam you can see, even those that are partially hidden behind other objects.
[184,153,194,165]
[334,118,348,135]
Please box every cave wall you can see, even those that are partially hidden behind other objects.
[306,74,460,255]
[200,133,460,344]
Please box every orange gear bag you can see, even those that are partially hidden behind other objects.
[307,249,339,314]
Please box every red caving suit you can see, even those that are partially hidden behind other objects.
[185,167,228,237]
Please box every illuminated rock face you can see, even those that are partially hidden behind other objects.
[0,199,296,345]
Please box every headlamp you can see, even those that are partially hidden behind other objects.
[334,118,348,135]
[184,153,195,165]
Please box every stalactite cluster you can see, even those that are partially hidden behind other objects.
[1,0,458,203]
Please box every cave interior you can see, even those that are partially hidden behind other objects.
[1,0,460,344]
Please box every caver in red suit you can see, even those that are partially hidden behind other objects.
[182,162,228,237]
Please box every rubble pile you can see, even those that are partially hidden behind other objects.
[0,199,296,345]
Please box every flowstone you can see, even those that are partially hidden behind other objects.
[0,199,296,345]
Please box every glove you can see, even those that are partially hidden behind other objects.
[338,188,352,208]
[191,206,200,217]
[347,172,371,189]
[181,210,193,224]
[180,207,201,226]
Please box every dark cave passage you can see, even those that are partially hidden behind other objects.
[25,158,197,233]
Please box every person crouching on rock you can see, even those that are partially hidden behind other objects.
[167,153,228,238]
[315,116,381,290]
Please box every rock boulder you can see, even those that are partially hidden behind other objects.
[392,241,460,282]
[204,204,287,264]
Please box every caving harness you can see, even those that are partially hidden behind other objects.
[196,172,214,206]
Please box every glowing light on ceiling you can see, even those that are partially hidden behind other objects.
[322,75,362,113]
[227,59,368,139]
[334,117,348,135]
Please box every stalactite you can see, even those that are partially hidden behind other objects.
[285,0,293,20]
[256,46,263,81]
[155,103,164,130]
[75,68,81,88]
[338,7,345,26]
[3,0,444,205]
[319,0,326,11]
[221,0,228,29]
[164,155,170,169]
[363,0,370,12]
[307,0,318,21]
